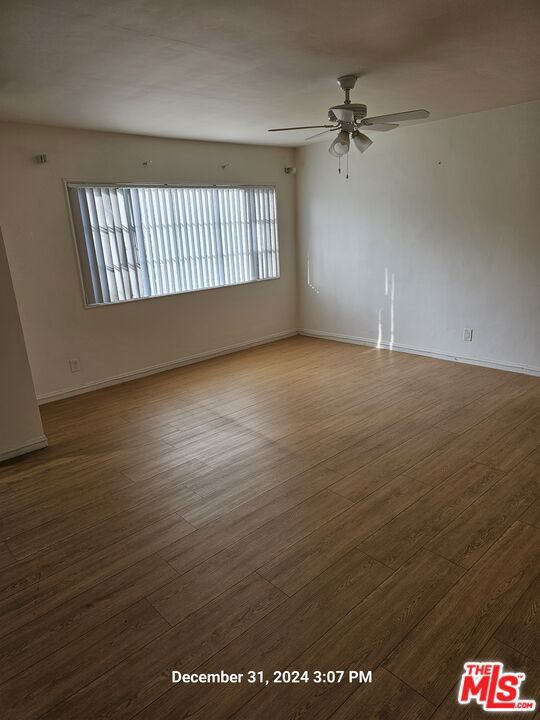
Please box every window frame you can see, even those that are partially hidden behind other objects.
[64,180,281,309]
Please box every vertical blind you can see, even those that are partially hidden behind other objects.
[67,184,279,306]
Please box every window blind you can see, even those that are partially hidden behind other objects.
[67,184,279,306]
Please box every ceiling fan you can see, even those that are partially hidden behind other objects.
[269,75,430,160]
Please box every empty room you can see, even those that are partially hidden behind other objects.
[0,1,539,718]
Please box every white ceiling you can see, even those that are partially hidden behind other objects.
[1,0,539,145]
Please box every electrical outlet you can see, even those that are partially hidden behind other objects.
[69,358,81,373]
[463,328,473,342]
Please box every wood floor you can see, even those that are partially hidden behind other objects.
[0,336,538,719]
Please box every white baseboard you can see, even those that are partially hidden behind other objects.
[299,328,540,377]
[37,330,298,404]
[35,327,539,405]
[0,435,48,462]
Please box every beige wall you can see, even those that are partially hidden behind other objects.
[0,123,297,400]
[297,101,540,374]
[0,227,46,460]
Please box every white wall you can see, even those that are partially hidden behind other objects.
[0,227,46,460]
[297,100,540,374]
[0,123,297,400]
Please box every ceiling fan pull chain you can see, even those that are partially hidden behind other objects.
[338,156,341,174]
[346,152,349,179]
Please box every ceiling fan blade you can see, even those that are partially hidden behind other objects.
[359,122,399,132]
[304,127,339,141]
[362,109,430,124]
[268,124,336,132]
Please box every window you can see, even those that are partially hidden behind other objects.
[67,184,279,306]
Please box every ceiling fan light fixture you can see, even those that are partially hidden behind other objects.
[329,130,350,157]
[352,130,373,153]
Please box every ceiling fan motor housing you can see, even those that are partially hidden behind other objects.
[328,103,367,124]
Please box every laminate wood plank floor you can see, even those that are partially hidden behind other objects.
[0,336,538,719]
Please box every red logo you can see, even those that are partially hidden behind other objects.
[458,662,536,712]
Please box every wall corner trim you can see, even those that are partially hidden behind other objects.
[298,329,540,377]
[0,434,48,463]
[37,330,299,404]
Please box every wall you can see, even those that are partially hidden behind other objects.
[0,227,46,460]
[1,101,538,413]
[297,100,540,374]
[0,123,297,400]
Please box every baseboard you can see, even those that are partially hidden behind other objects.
[35,326,539,404]
[299,329,540,377]
[0,435,48,462]
[37,330,299,404]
